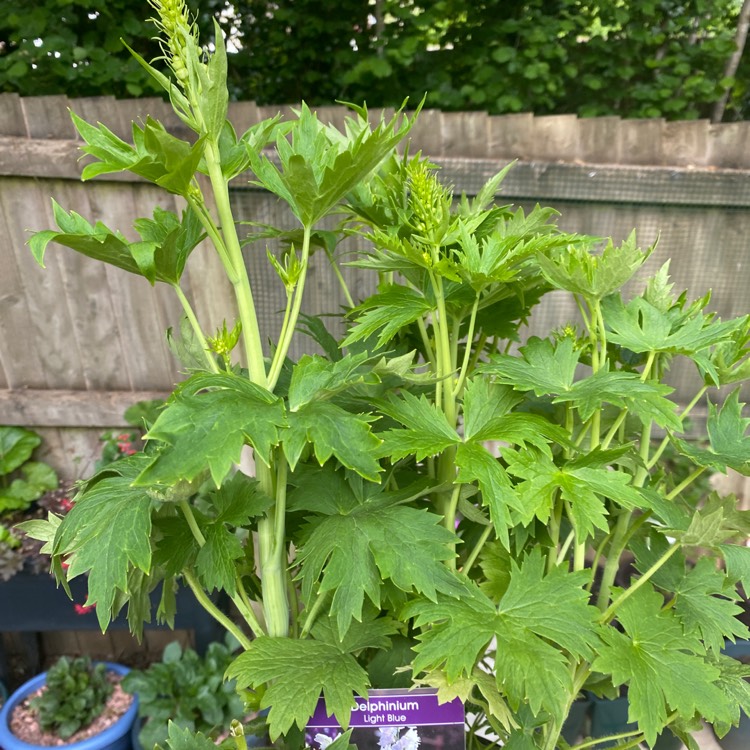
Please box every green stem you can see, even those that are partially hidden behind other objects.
[268,225,312,391]
[462,525,493,576]
[601,409,628,450]
[452,295,480,398]
[172,284,219,373]
[179,498,206,546]
[600,542,681,624]
[300,590,332,638]
[204,140,267,387]
[666,466,707,501]
[571,729,644,750]
[556,529,576,566]
[183,570,253,650]
[179,500,266,637]
[258,452,290,637]
[416,315,437,368]
[330,257,355,308]
[647,385,708,469]
[444,485,462,556]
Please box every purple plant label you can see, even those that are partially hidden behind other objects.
[307,689,465,750]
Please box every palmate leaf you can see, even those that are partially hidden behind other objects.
[248,103,415,226]
[288,352,378,410]
[633,537,749,654]
[672,390,750,474]
[136,372,286,487]
[407,552,599,721]
[226,637,370,739]
[53,456,153,630]
[376,392,460,461]
[592,585,733,746]
[537,232,649,300]
[482,336,579,395]
[342,285,434,349]
[601,294,745,357]
[295,484,462,635]
[461,379,522,439]
[504,449,644,539]
[283,400,381,481]
[711,652,750,738]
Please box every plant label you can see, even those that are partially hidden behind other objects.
[307,688,465,750]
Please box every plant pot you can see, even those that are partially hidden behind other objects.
[560,697,591,745]
[715,640,750,750]
[589,695,681,750]
[0,662,138,750]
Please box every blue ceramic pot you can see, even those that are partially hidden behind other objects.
[0,662,138,750]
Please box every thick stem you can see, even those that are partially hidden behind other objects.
[258,453,290,637]
[204,141,267,387]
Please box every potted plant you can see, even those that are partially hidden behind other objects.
[123,637,248,750]
[0,656,137,750]
[20,1,750,748]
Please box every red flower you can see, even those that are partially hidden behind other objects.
[74,603,94,615]
[60,497,73,512]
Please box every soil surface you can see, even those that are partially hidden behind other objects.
[8,673,133,747]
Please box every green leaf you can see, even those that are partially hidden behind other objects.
[296,482,462,635]
[53,456,153,630]
[288,353,376,410]
[226,637,369,739]
[133,207,203,285]
[720,543,750,593]
[343,285,434,349]
[672,390,750,474]
[537,232,649,300]
[284,400,381,481]
[482,336,579,396]
[601,294,744,357]
[312,610,399,653]
[156,722,220,750]
[376,392,460,462]
[461,378,522,440]
[407,552,599,720]
[592,585,732,745]
[455,443,518,549]
[248,103,415,226]
[195,523,242,595]
[137,373,286,487]
[670,559,749,654]
[0,426,41,475]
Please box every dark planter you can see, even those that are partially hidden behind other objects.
[0,569,223,649]
[0,662,138,750]
[589,695,681,750]
[560,697,591,745]
[716,640,750,750]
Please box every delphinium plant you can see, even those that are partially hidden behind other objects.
[19,1,750,749]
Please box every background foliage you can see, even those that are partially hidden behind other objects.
[1,0,749,121]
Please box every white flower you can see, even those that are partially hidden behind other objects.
[391,727,420,750]
[314,732,340,749]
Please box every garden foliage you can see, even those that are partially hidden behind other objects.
[19,2,750,749]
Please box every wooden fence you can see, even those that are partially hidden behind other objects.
[2,94,750,478]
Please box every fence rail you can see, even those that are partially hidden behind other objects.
[1,95,749,477]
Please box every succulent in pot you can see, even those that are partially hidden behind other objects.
[0,656,137,750]
[19,1,750,749]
